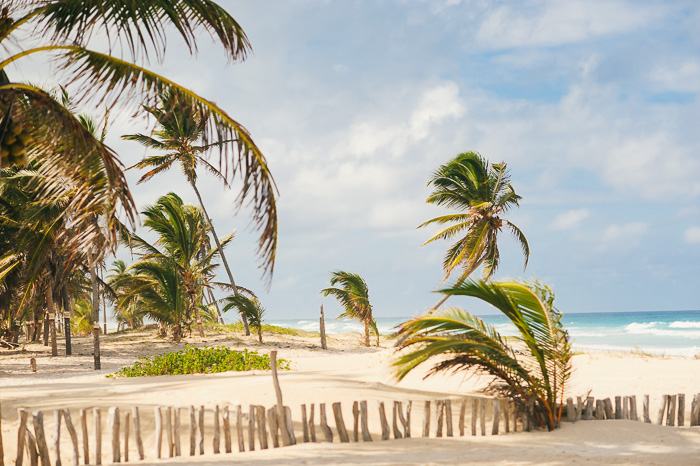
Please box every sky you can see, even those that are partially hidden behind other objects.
[13,0,700,319]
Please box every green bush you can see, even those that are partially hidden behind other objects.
[108,346,290,378]
[210,321,317,337]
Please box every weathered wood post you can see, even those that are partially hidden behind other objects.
[566,398,575,422]
[492,399,500,435]
[165,406,173,458]
[434,400,444,438]
[657,395,668,425]
[26,428,39,466]
[615,396,623,419]
[404,401,412,438]
[320,305,328,350]
[248,405,256,452]
[622,397,629,419]
[643,395,651,423]
[189,406,196,456]
[445,400,454,437]
[422,401,431,438]
[223,406,231,453]
[459,400,467,436]
[154,407,162,459]
[213,405,221,454]
[284,406,297,445]
[471,399,477,436]
[108,407,119,463]
[79,410,88,465]
[256,406,268,450]
[61,410,79,466]
[92,408,101,466]
[236,405,245,452]
[678,394,685,426]
[270,351,293,446]
[198,406,205,455]
[392,402,403,439]
[360,401,372,442]
[603,398,614,420]
[53,410,62,466]
[583,397,594,420]
[302,404,310,443]
[479,399,486,436]
[319,403,333,442]
[595,400,605,420]
[396,401,407,438]
[309,404,317,442]
[267,408,280,448]
[332,403,350,443]
[690,394,700,426]
[17,409,28,466]
[630,395,638,421]
[173,407,181,456]
[132,407,144,460]
[123,411,130,463]
[33,411,51,466]
[667,395,676,427]
[376,402,389,440]
[351,402,359,442]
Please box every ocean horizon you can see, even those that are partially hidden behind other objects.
[267,309,700,358]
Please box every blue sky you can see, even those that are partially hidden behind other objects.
[20,1,700,319]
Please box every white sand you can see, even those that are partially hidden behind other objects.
[2,330,700,465]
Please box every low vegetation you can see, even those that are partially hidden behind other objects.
[109,346,290,378]
[210,322,316,337]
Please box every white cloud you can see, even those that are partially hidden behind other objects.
[650,60,700,93]
[684,227,700,244]
[551,208,590,230]
[601,222,649,243]
[475,1,658,49]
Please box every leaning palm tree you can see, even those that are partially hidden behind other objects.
[320,271,378,347]
[123,92,251,334]
[221,294,266,343]
[420,151,529,311]
[1,0,278,283]
[395,279,572,431]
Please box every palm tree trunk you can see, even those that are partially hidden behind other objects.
[89,252,101,370]
[46,279,58,356]
[61,285,72,356]
[190,294,205,337]
[190,182,250,336]
[363,320,370,347]
[428,256,487,313]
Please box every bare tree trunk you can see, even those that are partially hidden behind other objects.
[61,286,72,356]
[46,279,58,356]
[190,182,250,336]
[89,252,101,370]
[206,288,225,325]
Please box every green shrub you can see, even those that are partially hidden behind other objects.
[108,346,290,378]
[209,321,317,337]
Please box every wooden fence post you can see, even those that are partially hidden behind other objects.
[434,400,443,438]
[360,401,372,442]
[213,405,221,454]
[319,404,333,442]
[33,411,51,466]
[132,407,144,460]
[92,409,101,466]
[308,404,317,442]
[422,401,431,438]
[320,305,327,350]
[690,394,700,426]
[270,351,293,446]
[351,402,359,442]
[332,403,350,443]
[459,400,467,436]
[108,407,119,463]
[17,409,28,466]
[198,406,205,455]
[492,399,500,435]
[302,404,311,443]
[392,402,403,439]
[595,400,605,420]
[667,395,676,427]
[123,411,129,463]
[678,394,685,426]
[154,407,162,459]
[267,408,280,448]
[630,395,638,421]
[583,397,594,420]
[378,402,390,441]
[173,407,181,456]
[165,407,173,458]
[248,405,256,452]
[396,401,407,439]
[256,406,268,450]
[643,395,651,423]
[603,398,614,420]
[657,395,667,425]
[566,398,575,422]
[26,427,39,466]
[236,405,244,452]
[471,399,477,436]
[445,400,454,437]
[53,410,62,466]
[222,406,231,453]
[284,407,296,445]
[404,401,412,438]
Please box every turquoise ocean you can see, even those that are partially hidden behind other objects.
[268,310,700,357]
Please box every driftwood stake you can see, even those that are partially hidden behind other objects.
[332,403,350,443]
[92,409,101,466]
[284,406,296,445]
[79,410,88,465]
[17,409,28,466]
[189,406,196,456]
[62,410,79,466]
[248,405,256,452]
[434,400,443,438]
[643,395,651,423]
[26,427,39,466]
[623,397,630,420]
[213,405,220,454]
[123,412,129,463]
[479,399,486,436]
[690,394,700,426]
[404,401,412,438]
[319,403,333,442]
[657,396,667,425]
[459,400,467,436]
[422,401,430,438]
[267,408,279,448]
[173,407,181,456]
[584,397,594,420]
[351,402,359,442]
[309,404,317,442]
[378,402,390,440]
[603,398,614,420]
[256,406,268,450]
[396,401,407,438]
[576,396,583,422]
[132,407,144,460]
[360,401,372,442]
[154,407,162,459]
[492,399,500,435]
[198,406,205,455]
[108,407,119,463]
[566,398,575,422]
[53,410,62,466]
[392,402,403,439]
[33,411,51,466]
[630,395,638,421]
[320,305,327,350]
[164,407,173,458]
[595,400,605,420]
[270,351,293,446]
[445,400,454,437]
[667,395,676,427]
[504,402,511,433]
[222,406,231,453]
[302,404,310,443]
[471,399,477,436]
[678,394,685,426]
[236,405,244,453]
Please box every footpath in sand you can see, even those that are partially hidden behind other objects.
[1,329,700,465]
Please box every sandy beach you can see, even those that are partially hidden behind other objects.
[2,329,700,465]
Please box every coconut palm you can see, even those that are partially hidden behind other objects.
[320,271,378,347]
[0,0,278,282]
[395,279,572,431]
[123,91,251,334]
[420,151,529,311]
[221,293,266,343]
[121,192,230,338]
[105,260,146,331]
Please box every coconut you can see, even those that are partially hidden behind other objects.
[2,133,16,146]
[9,121,22,136]
[16,131,31,145]
[9,141,25,157]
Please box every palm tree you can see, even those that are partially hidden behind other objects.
[123,92,251,334]
[122,192,229,338]
[419,151,529,311]
[394,279,572,431]
[320,271,378,347]
[105,260,146,331]
[1,0,278,283]
[221,294,266,343]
